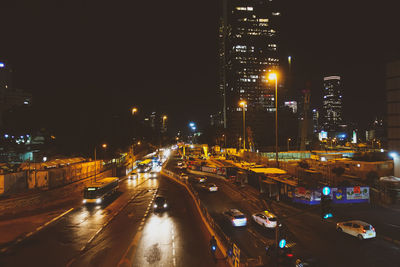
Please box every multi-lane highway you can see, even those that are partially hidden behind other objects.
[0,168,219,267]
[167,156,400,267]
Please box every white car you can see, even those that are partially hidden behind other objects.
[129,171,138,179]
[336,220,376,240]
[252,211,277,229]
[224,209,247,227]
[195,177,207,183]
[201,183,218,192]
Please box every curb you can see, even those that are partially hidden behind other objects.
[0,207,74,254]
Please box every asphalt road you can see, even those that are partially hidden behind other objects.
[0,169,218,267]
[172,157,400,267]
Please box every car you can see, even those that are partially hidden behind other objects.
[336,220,376,240]
[129,170,138,179]
[224,209,247,227]
[178,164,187,169]
[195,176,207,183]
[201,183,218,192]
[153,196,168,211]
[252,210,277,229]
[180,173,189,180]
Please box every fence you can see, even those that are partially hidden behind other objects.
[0,160,104,196]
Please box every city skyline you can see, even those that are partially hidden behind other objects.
[0,1,399,150]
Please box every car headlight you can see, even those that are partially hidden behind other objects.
[154,204,158,208]
[163,203,167,208]
[96,198,102,204]
[82,199,87,204]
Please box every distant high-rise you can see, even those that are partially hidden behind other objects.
[219,0,281,147]
[321,76,343,132]
[0,61,32,127]
[386,60,400,152]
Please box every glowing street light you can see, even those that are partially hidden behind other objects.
[239,100,247,150]
[132,107,138,115]
[102,143,107,149]
[267,71,279,167]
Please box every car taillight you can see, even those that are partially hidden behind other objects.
[362,229,366,233]
[286,253,293,257]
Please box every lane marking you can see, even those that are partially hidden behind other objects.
[0,207,74,254]
[118,189,158,267]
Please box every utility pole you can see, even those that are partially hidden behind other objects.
[131,144,134,174]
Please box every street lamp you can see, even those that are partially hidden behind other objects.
[287,138,291,151]
[132,107,138,115]
[162,115,167,131]
[94,143,108,182]
[268,72,279,167]
[239,100,247,150]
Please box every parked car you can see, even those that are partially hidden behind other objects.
[224,209,247,227]
[336,220,376,240]
[252,210,277,229]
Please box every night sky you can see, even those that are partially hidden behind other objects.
[1,1,400,151]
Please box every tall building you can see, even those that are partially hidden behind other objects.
[0,61,32,127]
[219,0,281,147]
[387,60,400,152]
[321,76,343,132]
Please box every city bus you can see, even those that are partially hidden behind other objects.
[83,177,119,204]
[137,159,152,173]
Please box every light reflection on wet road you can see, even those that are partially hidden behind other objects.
[0,171,218,267]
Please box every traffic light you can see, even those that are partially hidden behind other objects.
[321,195,333,219]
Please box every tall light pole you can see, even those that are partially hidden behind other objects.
[239,100,247,150]
[162,115,167,132]
[268,72,279,167]
[287,138,291,151]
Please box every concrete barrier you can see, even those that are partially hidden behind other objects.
[162,164,236,266]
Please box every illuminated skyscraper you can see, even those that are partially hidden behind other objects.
[321,76,343,132]
[219,0,281,147]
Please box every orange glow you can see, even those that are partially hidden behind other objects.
[239,100,247,107]
[268,72,277,80]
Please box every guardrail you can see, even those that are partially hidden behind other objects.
[162,166,248,266]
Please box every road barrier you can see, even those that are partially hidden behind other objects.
[162,166,248,266]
